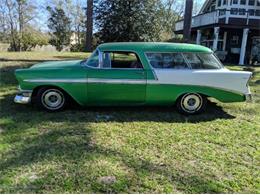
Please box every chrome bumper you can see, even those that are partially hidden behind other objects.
[14,90,32,104]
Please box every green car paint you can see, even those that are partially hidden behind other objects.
[14,42,250,107]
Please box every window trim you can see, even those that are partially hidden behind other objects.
[144,52,224,71]
[183,52,224,70]
[101,50,144,70]
[86,49,145,70]
[144,51,191,70]
[84,48,102,69]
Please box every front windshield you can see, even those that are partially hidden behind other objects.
[84,49,99,68]
[183,53,224,69]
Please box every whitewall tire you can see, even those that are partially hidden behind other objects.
[37,88,66,111]
[176,93,207,115]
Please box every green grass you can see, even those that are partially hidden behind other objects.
[0,52,259,193]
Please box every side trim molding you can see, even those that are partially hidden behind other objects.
[24,78,147,84]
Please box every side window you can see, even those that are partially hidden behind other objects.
[86,50,99,68]
[196,53,223,69]
[146,53,189,69]
[183,53,203,69]
[183,53,223,69]
[103,51,143,69]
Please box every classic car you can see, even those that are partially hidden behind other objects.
[14,42,252,114]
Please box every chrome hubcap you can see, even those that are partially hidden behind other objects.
[42,89,64,110]
[181,93,202,113]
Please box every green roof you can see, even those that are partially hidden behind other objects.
[98,42,212,53]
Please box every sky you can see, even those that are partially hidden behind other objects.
[34,0,206,32]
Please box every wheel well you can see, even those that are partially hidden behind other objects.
[176,92,208,102]
[31,85,77,104]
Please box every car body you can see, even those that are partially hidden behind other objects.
[14,42,252,114]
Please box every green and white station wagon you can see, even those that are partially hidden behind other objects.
[14,42,252,114]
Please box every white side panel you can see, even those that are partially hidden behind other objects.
[150,68,252,94]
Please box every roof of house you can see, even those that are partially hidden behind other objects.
[199,0,212,14]
[98,42,212,53]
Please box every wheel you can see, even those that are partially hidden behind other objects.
[36,88,66,111]
[176,93,207,115]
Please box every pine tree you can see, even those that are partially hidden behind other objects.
[47,6,71,51]
[95,0,164,43]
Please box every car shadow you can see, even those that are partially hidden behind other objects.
[0,93,235,124]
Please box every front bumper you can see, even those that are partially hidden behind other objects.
[14,90,32,104]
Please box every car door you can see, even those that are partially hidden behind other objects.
[86,51,146,105]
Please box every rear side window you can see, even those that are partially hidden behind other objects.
[145,53,189,69]
[183,53,223,69]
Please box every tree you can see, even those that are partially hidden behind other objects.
[20,27,49,51]
[160,0,185,41]
[95,0,164,43]
[47,6,71,51]
[0,0,37,51]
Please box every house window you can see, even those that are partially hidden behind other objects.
[231,36,240,45]
[223,0,227,5]
[257,0,260,6]
[240,0,246,5]
[218,0,222,6]
[249,0,255,5]
[256,10,260,16]
[219,9,226,15]
[249,9,255,15]
[231,8,238,14]
[239,8,246,15]
[232,0,238,4]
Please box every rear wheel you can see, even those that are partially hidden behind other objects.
[176,93,207,115]
[36,88,66,111]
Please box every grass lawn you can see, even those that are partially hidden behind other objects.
[0,51,259,193]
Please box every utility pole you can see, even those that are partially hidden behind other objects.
[183,0,193,43]
[86,0,93,51]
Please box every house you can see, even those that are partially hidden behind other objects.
[175,0,260,65]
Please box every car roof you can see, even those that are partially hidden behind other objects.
[98,42,212,53]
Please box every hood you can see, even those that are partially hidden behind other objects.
[30,60,82,69]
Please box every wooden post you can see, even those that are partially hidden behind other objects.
[86,0,93,52]
[183,0,193,43]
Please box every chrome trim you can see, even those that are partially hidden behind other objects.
[14,90,32,104]
[24,79,88,83]
[24,78,147,84]
[88,78,146,84]
[14,95,31,104]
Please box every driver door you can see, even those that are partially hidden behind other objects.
[86,51,146,105]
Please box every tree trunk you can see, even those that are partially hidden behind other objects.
[86,0,93,52]
[17,0,24,51]
[183,0,193,43]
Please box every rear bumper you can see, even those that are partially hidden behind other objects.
[244,93,252,102]
[14,90,32,104]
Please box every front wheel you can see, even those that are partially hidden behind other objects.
[176,93,207,115]
[36,88,67,111]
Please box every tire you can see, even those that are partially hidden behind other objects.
[176,93,207,115]
[36,87,67,111]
